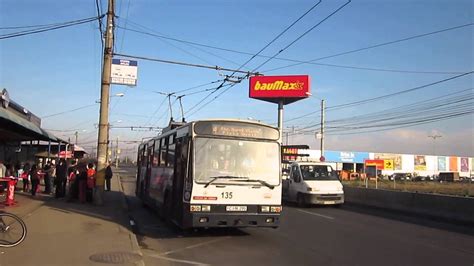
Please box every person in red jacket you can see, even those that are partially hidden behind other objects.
[86,163,96,203]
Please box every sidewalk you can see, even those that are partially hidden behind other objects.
[0,175,143,266]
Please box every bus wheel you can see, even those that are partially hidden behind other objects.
[164,193,172,222]
[297,194,306,208]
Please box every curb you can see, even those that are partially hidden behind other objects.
[115,174,145,266]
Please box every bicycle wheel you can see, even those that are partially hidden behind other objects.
[0,213,27,247]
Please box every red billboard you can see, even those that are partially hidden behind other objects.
[365,159,385,170]
[249,75,310,104]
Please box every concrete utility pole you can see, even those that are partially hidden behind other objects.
[74,131,78,145]
[96,0,115,205]
[115,136,119,168]
[320,99,325,161]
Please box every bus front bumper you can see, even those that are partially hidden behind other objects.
[189,213,280,228]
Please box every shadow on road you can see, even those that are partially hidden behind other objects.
[341,203,474,236]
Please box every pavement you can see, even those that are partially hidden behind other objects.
[0,172,144,266]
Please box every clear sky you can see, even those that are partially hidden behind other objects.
[1,0,473,158]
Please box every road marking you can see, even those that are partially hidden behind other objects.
[147,253,209,265]
[162,237,231,255]
[297,209,335,220]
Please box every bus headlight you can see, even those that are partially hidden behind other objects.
[270,206,282,213]
[201,205,211,212]
[190,205,202,212]
[261,206,270,212]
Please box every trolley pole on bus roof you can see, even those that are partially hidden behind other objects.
[96,0,115,205]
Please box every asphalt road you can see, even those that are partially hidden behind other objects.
[116,167,474,266]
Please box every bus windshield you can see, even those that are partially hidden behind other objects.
[194,137,280,186]
[300,165,339,181]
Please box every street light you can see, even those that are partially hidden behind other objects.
[428,134,442,155]
[95,93,125,103]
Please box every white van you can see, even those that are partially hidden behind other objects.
[282,161,344,207]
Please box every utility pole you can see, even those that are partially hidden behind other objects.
[428,134,442,176]
[96,0,115,205]
[115,136,119,168]
[74,131,78,145]
[320,99,325,161]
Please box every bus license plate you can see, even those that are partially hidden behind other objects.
[226,206,247,212]
[323,201,335,205]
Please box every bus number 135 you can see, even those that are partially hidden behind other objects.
[221,192,233,199]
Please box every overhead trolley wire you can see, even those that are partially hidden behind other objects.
[263,22,474,72]
[116,21,247,69]
[231,0,323,74]
[185,0,329,117]
[118,25,467,75]
[252,0,352,72]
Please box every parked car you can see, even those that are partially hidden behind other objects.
[424,175,436,181]
[389,173,412,181]
[412,175,427,182]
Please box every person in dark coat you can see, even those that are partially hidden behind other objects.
[55,159,67,198]
[30,164,40,196]
[43,160,52,194]
[77,164,88,203]
[105,162,113,191]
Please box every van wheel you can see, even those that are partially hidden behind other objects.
[297,194,306,208]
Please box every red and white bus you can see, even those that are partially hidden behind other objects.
[136,119,282,229]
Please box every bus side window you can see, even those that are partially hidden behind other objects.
[160,138,167,167]
[168,134,176,168]
[153,141,160,167]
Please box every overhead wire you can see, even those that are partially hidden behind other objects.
[252,0,351,72]
[0,15,104,40]
[113,18,468,75]
[327,71,473,110]
[263,22,474,72]
[94,0,105,49]
[116,20,247,69]
[288,89,473,135]
[186,0,328,117]
[42,103,98,119]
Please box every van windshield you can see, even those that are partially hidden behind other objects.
[300,165,339,181]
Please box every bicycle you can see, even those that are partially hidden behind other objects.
[0,211,27,247]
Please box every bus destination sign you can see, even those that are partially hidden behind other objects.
[212,125,263,138]
[194,121,280,140]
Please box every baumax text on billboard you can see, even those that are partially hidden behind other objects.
[249,75,310,104]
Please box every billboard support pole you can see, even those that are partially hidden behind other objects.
[320,99,325,161]
[278,100,284,144]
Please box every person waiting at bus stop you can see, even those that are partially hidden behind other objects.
[105,162,113,192]
[86,163,96,202]
[55,159,67,198]
[77,164,87,203]
[30,164,40,197]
